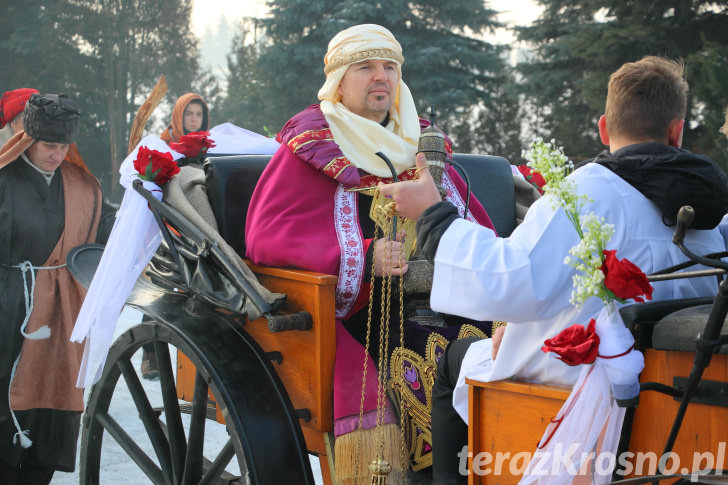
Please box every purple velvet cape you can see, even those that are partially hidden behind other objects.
[245,105,495,435]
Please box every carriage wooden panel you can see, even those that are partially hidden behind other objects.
[629,349,728,471]
[467,378,570,484]
[176,262,337,457]
[467,349,728,484]
[243,264,337,447]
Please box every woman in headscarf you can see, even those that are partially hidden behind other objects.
[159,93,209,144]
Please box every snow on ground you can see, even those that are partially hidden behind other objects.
[51,306,323,484]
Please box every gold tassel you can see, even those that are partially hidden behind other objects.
[369,443,392,484]
[334,424,405,484]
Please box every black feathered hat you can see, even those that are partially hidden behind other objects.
[23,93,80,144]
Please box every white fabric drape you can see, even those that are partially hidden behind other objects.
[519,303,643,484]
[72,125,282,387]
[72,125,281,387]
[206,122,280,155]
[71,135,171,387]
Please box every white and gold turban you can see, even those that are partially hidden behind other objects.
[318,24,421,177]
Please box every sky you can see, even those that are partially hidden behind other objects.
[191,0,264,35]
[190,0,543,45]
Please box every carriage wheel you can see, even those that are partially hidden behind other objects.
[79,314,314,484]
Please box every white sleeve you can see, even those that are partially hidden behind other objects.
[430,197,580,323]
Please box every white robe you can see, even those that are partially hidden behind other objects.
[430,163,727,422]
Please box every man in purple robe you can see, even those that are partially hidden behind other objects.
[246,23,495,482]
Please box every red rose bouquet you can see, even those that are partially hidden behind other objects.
[133,145,180,185]
[168,131,216,164]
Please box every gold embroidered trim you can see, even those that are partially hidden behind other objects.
[287,128,333,153]
[491,321,508,335]
[388,325,489,471]
[324,48,404,75]
[323,156,353,180]
[389,347,435,470]
[425,333,449,364]
[458,324,489,340]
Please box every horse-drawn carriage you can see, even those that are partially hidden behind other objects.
[70,151,727,484]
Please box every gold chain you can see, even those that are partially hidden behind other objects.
[375,214,394,454]
[397,248,408,479]
[355,187,409,484]
[354,222,381,485]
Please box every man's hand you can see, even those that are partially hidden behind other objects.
[491,325,506,361]
[373,236,409,276]
[378,152,442,221]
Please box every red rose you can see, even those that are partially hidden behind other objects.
[517,165,546,194]
[541,319,600,366]
[600,250,653,303]
[168,131,216,160]
[133,146,180,185]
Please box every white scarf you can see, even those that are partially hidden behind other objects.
[320,98,419,177]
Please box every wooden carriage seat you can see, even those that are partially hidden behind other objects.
[651,303,728,354]
[628,302,728,479]
[467,299,728,484]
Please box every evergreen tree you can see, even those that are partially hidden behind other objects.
[0,1,74,92]
[223,0,515,154]
[58,0,201,198]
[450,68,523,162]
[1,0,202,199]
[216,19,271,135]
[517,0,728,168]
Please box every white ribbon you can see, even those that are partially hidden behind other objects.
[520,302,644,484]
[5,260,59,448]
[70,128,277,388]
[71,135,171,387]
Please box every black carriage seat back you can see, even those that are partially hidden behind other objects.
[452,153,516,237]
[619,296,717,350]
[651,303,728,354]
[204,155,272,257]
[204,153,518,254]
